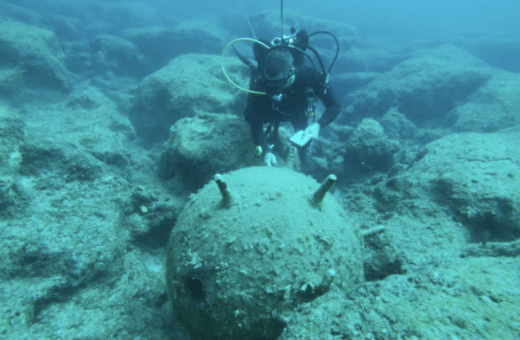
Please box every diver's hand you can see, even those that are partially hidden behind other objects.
[264,152,277,167]
[305,123,320,140]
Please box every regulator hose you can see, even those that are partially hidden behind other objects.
[221,38,270,96]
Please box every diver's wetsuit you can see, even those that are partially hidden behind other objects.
[244,64,341,154]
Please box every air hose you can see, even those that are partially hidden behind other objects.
[221,38,270,96]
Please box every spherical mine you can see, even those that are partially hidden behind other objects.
[166,166,363,340]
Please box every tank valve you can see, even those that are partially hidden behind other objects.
[308,174,337,207]
[214,174,234,206]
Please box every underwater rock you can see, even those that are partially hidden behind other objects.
[345,118,399,174]
[335,47,407,74]
[342,44,491,127]
[89,34,144,77]
[245,11,359,52]
[379,108,419,140]
[20,140,103,182]
[0,106,25,170]
[129,53,248,146]
[329,71,380,102]
[446,70,520,132]
[0,2,42,27]
[0,19,74,97]
[122,20,229,74]
[391,126,520,243]
[18,86,137,183]
[463,36,520,73]
[166,166,363,340]
[40,13,82,42]
[0,105,26,216]
[0,86,183,338]
[307,119,400,183]
[158,113,259,189]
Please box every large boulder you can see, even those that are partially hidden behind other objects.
[56,1,168,38]
[63,34,145,78]
[158,113,259,189]
[342,44,491,126]
[446,70,520,132]
[377,126,520,243]
[129,53,248,146]
[344,118,399,174]
[0,86,184,339]
[244,10,359,52]
[329,72,380,99]
[459,36,520,73]
[0,2,82,41]
[88,34,144,78]
[0,2,41,27]
[310,118,399,183]
[122,21,229,74]
[280,255,520,339]
[334,48,407,74]
[0,19,74,99]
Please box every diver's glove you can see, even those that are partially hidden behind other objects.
[264,152,277,167]
[305,123,320,140]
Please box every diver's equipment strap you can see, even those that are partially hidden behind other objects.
[305,87,317,117]
[233,45,254,70]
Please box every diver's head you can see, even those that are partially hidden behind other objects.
[263,49,295,92]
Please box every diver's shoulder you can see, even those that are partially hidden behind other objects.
[296,64,316,73]
[296,65,322,82]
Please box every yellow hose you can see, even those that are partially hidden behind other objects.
[221,38,270,96]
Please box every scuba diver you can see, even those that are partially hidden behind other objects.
[221,1,341,170]
[242,31,341,168]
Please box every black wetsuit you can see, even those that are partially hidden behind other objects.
[244,64,341,154]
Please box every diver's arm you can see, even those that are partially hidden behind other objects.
[298,67,341,129]
[247,117,269,153]
[317,85,341,128]
[244,94,270,153]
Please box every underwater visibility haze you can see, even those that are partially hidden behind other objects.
[0,0,519,339]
